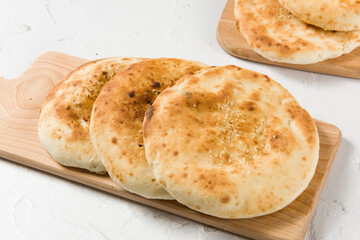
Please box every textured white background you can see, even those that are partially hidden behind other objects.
[1,0,360,239]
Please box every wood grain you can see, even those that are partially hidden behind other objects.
[216,0,360,79]
[0,52,342,240]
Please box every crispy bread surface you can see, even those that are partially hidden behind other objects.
[38,57,143,173]
[144,65,319,218]
[90,58,206,198]
[279,0,360,31]
[234,0,360,64]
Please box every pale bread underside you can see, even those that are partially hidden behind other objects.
[38,57,144,174]
[143,65,319,218]
[234,0,360,64]
[90,58,207,199]
[279,0,360,31]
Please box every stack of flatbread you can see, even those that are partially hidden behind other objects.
[234,0,360,64]
[39,57,319,218]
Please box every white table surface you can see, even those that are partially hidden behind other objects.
[1,0,359,239]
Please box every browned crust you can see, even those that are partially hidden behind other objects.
[234,0,360,63]
[144,65,319,218]
[42,57,144,142]
[279,0,360,31]
[38,57,145,173]
[90,58,207,198]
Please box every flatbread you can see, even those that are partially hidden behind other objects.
[38,57,143,174]
[279,0,360,31]
[90,58,206,199]
[143,65,319,218]
[234,0,360,64]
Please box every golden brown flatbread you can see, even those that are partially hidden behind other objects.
[279,0,360,31]
[144,65,319,218]
[90,58,207,198]
[234,0,360,64]
[38,57,143,173]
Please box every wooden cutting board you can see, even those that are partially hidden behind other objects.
[0,52,342,240]
[216,0,360,79]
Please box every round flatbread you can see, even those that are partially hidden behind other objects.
[143,65,319,218]
[90,58,207,199]
[234,0,360,64]
[279,0,360,31]
[38,57,143,174]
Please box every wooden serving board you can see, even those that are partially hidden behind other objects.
[0,52,342,240]
[216,0,360,79]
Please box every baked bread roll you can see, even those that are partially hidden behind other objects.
[279,0,360,31]
[234,0,360,64]
[144,65,319,218]
[90,58,206,198]
[38,57,143,173]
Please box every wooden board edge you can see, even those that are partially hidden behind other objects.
[2,51,87,83]
[0,154,269,240]
[300,125,342,239]
[0,51,345,240]
[0,119,342,240]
